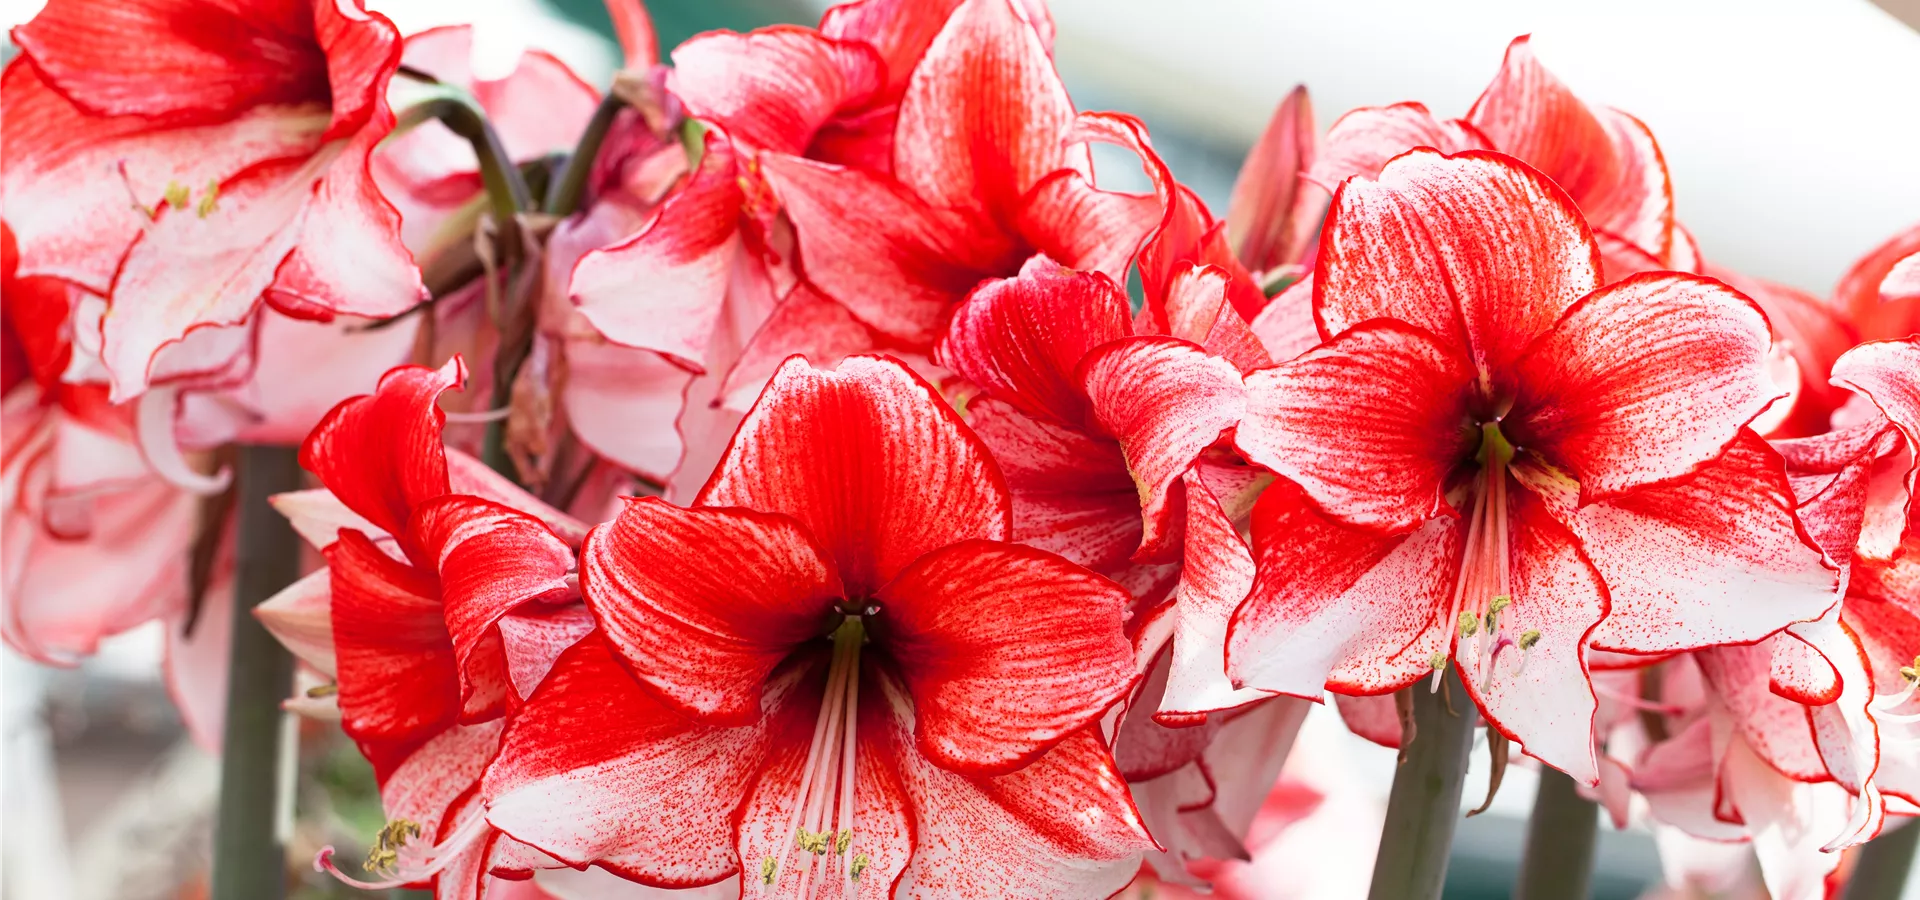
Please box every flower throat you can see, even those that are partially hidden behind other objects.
[760,614,871,897]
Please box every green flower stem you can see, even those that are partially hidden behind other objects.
[543,93,627,217]
[1367,669,1478,900]
[1843,818,1920,900]
[396,91,533,227]
[210,445,303,900]
[1514,766,1599,900]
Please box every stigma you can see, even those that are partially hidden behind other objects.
[758,616,870,897]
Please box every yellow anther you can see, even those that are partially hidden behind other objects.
[196,180,220,217]
[363,847,398,873]
[163,181,191,210]
[835,829,852,855]
[306,683,338,698]
[760,855,778,885]
[850,853,870,882]
[1429,653,1449,672]
[1518,629,1542,650]
[1457,611,1479,638]
[1902,665,1919,684]
[1489,595,1512,615]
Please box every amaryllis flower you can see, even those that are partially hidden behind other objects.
[1227,149,1836,784]
[480,356,1153,898]
[2,0,425,401]
[259,359,596,898]
[563,0,1053,495]
[751,0,1159,362]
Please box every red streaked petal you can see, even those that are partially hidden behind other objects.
[698,356,1009,594]
[1831,338,1920,541]
[604,0,660,68]
[299,358,461,539]
[1014,170,1161,292]
[1528,432,1838,655]
[1466,36,1673,265]
[581,497,840,726]
[407,496,574,723]
[1079,337,1246,561]
[1228,85,1320,274]
[12,0,336,121]
[1236,318,1474,534]
[1835,224,1920,343]
[963,398,1139,573]
[718,282,878,413]
[876,539,1136,776]
[1158,470,1278,718]
[880,677,1153,898]
[1694,639,1829,784]
[1314,148,1601,380]
[325,529,457,756]
[1154,264,1271,373]
[1507,272,1779,504]
[1248,273,1319,364]
[483,634,770,887]
[893,0,1072,217]
[268,122,426,323]
[668,27,883,156]
[1308,102,1489,190]
[571,132,744,368]
[760,152,1004,345]
[1455,485,1606,787]
[1228,479,1457,698]
[935,257,1131,427]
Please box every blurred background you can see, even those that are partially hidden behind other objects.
[3,0,1917,897]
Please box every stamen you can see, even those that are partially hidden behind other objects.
[316,810,489,890]
[1428,654,1449,693]
[763,616,867,897]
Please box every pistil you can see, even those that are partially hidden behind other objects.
[1447,422,1530,693]
[761,616,868,897]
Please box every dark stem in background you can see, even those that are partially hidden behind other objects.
[403,95,533,226]
[1367,670,1478,900]
[1843,818,1920,900]
[210,446,303,900]
[543,93,627,217]
[1514,767,1600,900]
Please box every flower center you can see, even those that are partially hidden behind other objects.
[759,615,871,896]
[316,807,491,891]
[1434,422,1540,693]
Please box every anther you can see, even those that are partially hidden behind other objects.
[851,853,870,882]
[1457,612,1478,638]
[197,180,220,217]
[163,181,190,210]
[1428,653,1449,693]
[761,856,778,885]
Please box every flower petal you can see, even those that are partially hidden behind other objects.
[1532,432,1838,655]
[256,567,336,676]
[268,122,426,323]
[1308,102,1489,190]
[697,356,1009,594]
[1834,224,1920,343]
[877,539,1136,776]
[483,634,771,887]
[581,497,840,725]
[963,398,1139,573]
[1314,148,1601,381]
[1455,486,1606,786]
[1236,318,1475,534]
[571,132,745,368]
[300,358,461,540]
[1228,479,1457,697]
[668,27,883,156]
[1014,169,1161,291]
[760,153,1006,344]
[1157,470,1279,718]
[893,0,1072,218]
[1831,338,1920,543]
[408,495,575,723]
[1228,85,1320,275]
[879,676,1153,899]
[1695,641,1829,783]
[1507,273,1779,504]
[1466,36,1674,265]
[1079,337,1246,561]
[935,257,1131,427]
[325,529,457,760]
[719,282,878,413]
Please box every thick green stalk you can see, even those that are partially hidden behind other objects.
[1367,669,1478,900]
[1843,818,1920,900]
[210,445,303,900]
[1514,767,1600,900]
[397,93,533,226]
[543,94,627,217]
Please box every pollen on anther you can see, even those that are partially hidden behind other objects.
[1457,611,1478,638]
[851,853,871,882]
[760,855,778,885]
[1518,629,1541,650]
